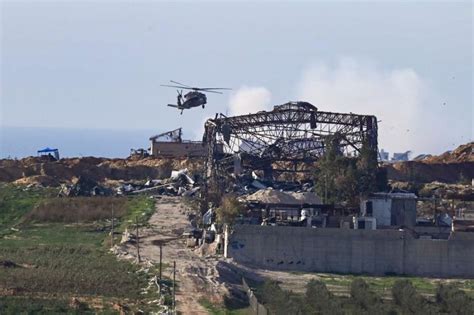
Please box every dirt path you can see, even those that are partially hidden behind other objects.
[125,196,225,314]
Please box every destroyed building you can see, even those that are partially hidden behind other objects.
[203,101,378,185]
[149,128,208,158]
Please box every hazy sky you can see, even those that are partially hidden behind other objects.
[1,0,472,156]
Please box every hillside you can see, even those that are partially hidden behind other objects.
[384,142,473,184]
[0,156,204,187]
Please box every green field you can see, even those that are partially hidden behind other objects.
[0,184,159,314]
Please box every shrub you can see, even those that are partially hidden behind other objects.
[436,284,474,315]
[260,281,306,315]
[392,280,429,314]
[349,279,387,314]
[305,279,342,315]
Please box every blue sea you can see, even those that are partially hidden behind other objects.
[0,126,165,159]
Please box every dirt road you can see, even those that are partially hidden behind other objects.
[124,196,226,314]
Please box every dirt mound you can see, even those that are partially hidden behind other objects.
[385,142,473,184]
[424,142,473,164]
[385,161,473,184]
[0,156,204,186]
[13,175,60,187]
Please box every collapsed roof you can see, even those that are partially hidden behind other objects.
[203,101,378,181]
[150,128,183,143]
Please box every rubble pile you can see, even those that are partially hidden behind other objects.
[58,176,112,197]
[116,168,200,197]
[243,188,322,205]
[0,156,204,187]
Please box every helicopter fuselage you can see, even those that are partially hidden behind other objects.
[180,91,207,109]
[162,80,230,113]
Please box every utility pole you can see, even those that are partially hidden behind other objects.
[111,204,115,248]
[136,216,141,263]
[159,243,163,292]
[173,261,176,313]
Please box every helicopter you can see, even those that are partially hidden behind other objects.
[161,80,231,114]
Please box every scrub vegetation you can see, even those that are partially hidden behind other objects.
[258,278,474,315]
[0,183,157,313]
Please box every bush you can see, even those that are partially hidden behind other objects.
[349,279,388,315]
[350,279,378,309]
[260,281,306,315]
[392,280,429,314]
[305,279,342,315]
[436,284,474,315]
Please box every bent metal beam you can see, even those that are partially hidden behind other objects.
[203,101,378,182]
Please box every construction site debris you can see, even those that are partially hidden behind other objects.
[243,188,322,205]
[58,176,111,197]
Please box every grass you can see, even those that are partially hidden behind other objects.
[0,296,95,314]
[198,298,250,315]
[120,196,156,230]
[23,197,127,223]
[0,184,158,313]
[0,184,54,235]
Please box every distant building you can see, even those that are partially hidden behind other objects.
[360,192,417,228]
[379,149,389,161]
[149,128,207,158]
[391,151,411,161]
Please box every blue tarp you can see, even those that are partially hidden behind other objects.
[37,147,60,160]
[37,147,58,154]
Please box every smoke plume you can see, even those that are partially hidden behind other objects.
[295,57,438,154]
[228,86,272,116]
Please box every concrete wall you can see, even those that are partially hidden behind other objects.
[227,225,474,278]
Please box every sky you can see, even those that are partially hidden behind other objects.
[0,0,472,158]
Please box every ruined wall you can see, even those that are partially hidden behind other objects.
[227,225,474,278]
[150,141,207,158]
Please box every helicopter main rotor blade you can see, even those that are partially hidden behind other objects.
[169,80,193,88]
[161,84,196,90]
[203,90,223,94]
[198,87,232,91]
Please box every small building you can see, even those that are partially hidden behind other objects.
[149,128,207,158]
[360,192,417,228]
[391,151,411,161]
[379,149,389,161]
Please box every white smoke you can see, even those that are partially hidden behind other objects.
[218,58,459,155]
[228,86,272,116]
[295,57,438,154]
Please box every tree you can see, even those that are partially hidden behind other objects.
[350,279,387,314]
[314,134,358,205]
[305,279,342,315]
[392,280,433,314]
[261,281,306,315]
[356,140,379,197]
[215,195,246,225]
[436,284,474,315]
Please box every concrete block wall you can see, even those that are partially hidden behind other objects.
[227,225,474,278]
